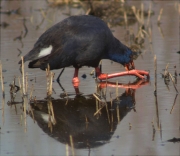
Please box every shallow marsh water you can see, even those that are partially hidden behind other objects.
[0,0,180,156]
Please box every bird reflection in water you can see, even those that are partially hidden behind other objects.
[28,79,149,149]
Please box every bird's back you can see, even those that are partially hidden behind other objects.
[23,15,116,70]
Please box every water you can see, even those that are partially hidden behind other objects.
[0,0,180,155]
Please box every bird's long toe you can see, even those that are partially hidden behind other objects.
[131,69,149,79]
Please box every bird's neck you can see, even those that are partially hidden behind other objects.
[106,38,133,65]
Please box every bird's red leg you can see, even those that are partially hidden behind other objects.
[72,68,80,87]
[95,61,149,80]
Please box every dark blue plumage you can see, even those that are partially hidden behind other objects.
[19,15,149,85]
[20,15,132,69]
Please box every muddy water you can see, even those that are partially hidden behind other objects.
[0,0,180,156]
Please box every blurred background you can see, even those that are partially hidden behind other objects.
[0,0,180,156]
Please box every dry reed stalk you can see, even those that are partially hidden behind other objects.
[142,29,149,38]
[94,102,106,116]
[49,99,56,124]
[141,3,144,25]
[18,77,23,96]
[70,135,75,156]
[146,2,152,26]
[131,6,141,24]
[46,64,56,132]
[170,94,178,114]
[137,9,140,22]
[160,121,162,141]
[85,8,91,15]
[21,57,27,132]
[124,11,127,28]
[155,95,160,130]
[154,55,160,129]
[65,96,69,105]
[29,84,34,100]
[23,96,27,132]
[39,8,46,19]
[109,90,113,108]
[164,63,169,76]
[2,93,5,125]
[48,115,53,132]
[110,112,114,132]
[66,144,69,156]
[157,24,164,38]
[28,84,34,121]
[46,69,56,130]
[116,81,118,99]
[139,27,145,39]
[30,15,34,25]
[21,57,25,95]
[94,96,108,116]
[48,72,53,96]
[46,66,50,95]
[105,104,110,124]
[25,73,28,95]
[95,98,99,118]
[116,105,120,123]
[157,8,163,24]
[101,88,110,123]
[151,121,156,141]
[90,69,94,75]
[0,62,5,124]
[47,98,53,132]
[0,62,5,98]
[93,93,102,102]
[40,8,52,23]
[135,28,143,41]
[154,55,157,93]
[23,94,27,127]
[169,73,178,93]
[148,27,152,43]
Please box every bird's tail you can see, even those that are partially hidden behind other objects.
[28,59,41,68]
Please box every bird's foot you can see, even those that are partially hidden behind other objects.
[97,70,149,80]
[72,77,80,87]
[128,69,149,79]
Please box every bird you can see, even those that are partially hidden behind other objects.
[19,15,149,86]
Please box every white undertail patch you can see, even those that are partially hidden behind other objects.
[38,45,53,58]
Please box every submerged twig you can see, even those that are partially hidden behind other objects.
[0,61,5,98]
[152,121,156,141]
[14,31,24,48]
[23,18,28,38]
[17,48,22,57]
